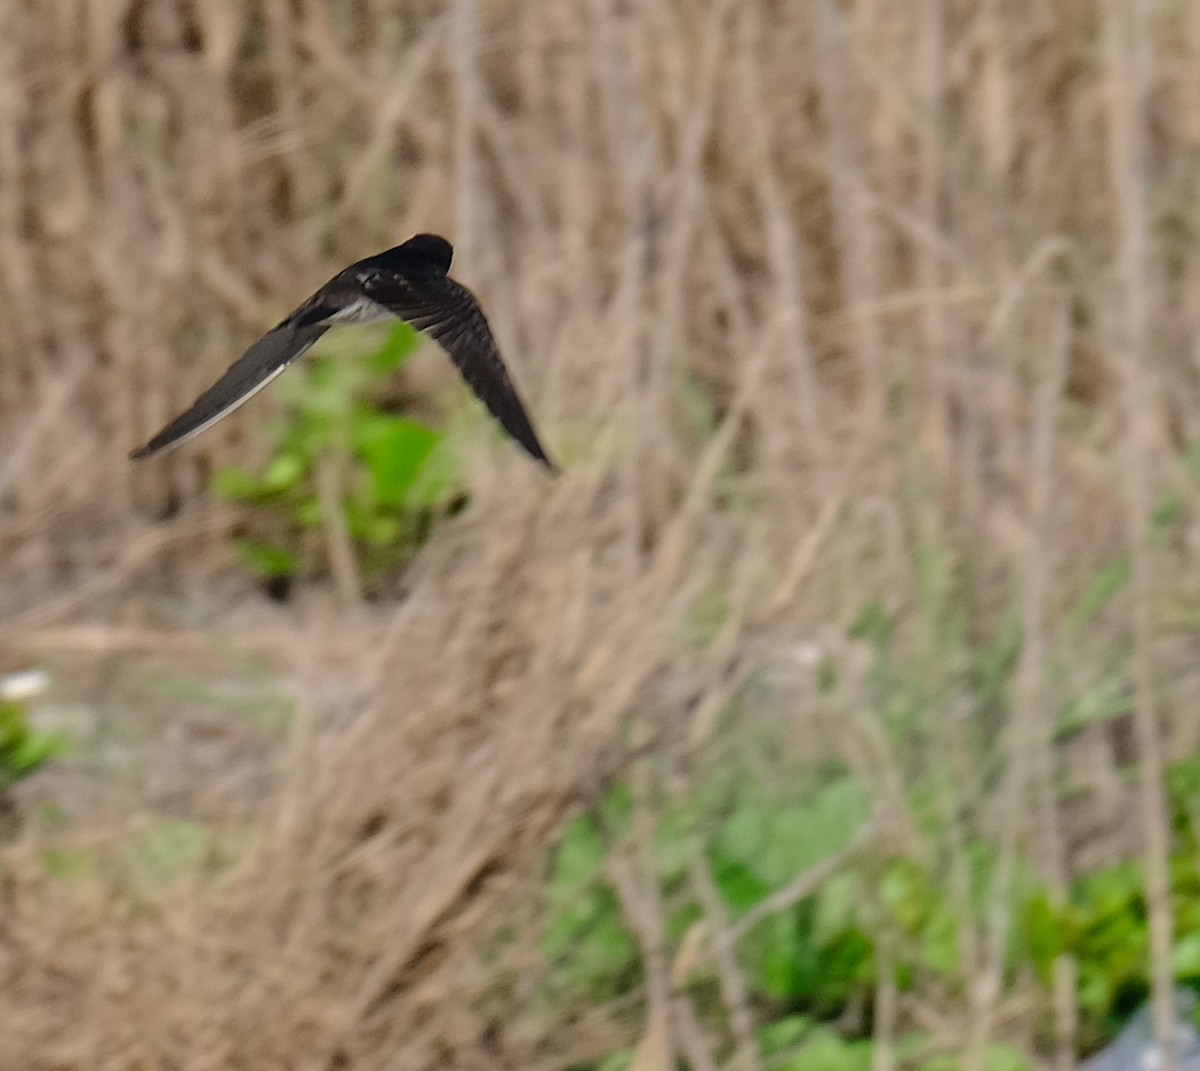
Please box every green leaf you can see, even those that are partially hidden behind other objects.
[0,700,23,749]
[912,1045,1031,1071]
[1173,931,1200,978]
[665,902,702,945]
[818,928,874,999]
[600,781,633,837]
[758,778,868,888]
[367,322,421,375]
[746,911,804,999]
[341,497,370,541]
[0,701,68,783]
[919,898,960,976]
[294,498,324,527]
[984,1044,1032,1071]
[1025,891,1066,981]
[713,786,772,871]
[549,817,608,898]
[775,1025,872,1071]
[654,802,701,882]
[711,857,770,915]
[594,1051,631,1071]
[280,407,336,456]
[6,728,69,775]
[353,414,440,507]
[814,872,861,940]
[262,452,306,492]
[403,436,461,509]
[213,466,265,501]
[233,539,296,578]
[758,1016,814,1056]
[361,513,401,547]
[880,859,934,934]
[542,817,639,999]
[296,355,347,400]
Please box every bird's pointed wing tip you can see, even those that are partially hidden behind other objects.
[130,435,172,460]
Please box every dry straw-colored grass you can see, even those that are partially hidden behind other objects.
[1,0,1200,1067]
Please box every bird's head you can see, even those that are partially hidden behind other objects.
[399,233,454,275]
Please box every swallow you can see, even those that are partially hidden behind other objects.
[130,233,557,472]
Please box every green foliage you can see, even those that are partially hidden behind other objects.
[543,813,640,998]
[711,773,872,1008]
[760,1017,874,1071]
[908,1042,1032,1071]
[540,752,1200,1071]
[214,322,464,584]
[538,535,1200,1071]
[0,699,69,790]
[542,766,875,1017]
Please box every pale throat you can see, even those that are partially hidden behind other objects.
[328,296,393,325]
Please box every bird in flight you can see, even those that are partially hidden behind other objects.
[130,234,557,472]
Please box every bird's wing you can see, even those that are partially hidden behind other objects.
[362,270,557,471]
[129,319,330,459]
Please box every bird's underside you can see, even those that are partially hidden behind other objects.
[130,233,557,472]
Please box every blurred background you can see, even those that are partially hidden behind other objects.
[2,0,1200,1067]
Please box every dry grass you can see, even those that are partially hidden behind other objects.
[1,0,1200,1067]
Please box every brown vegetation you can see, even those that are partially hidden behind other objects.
[1,0,1199,1067]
